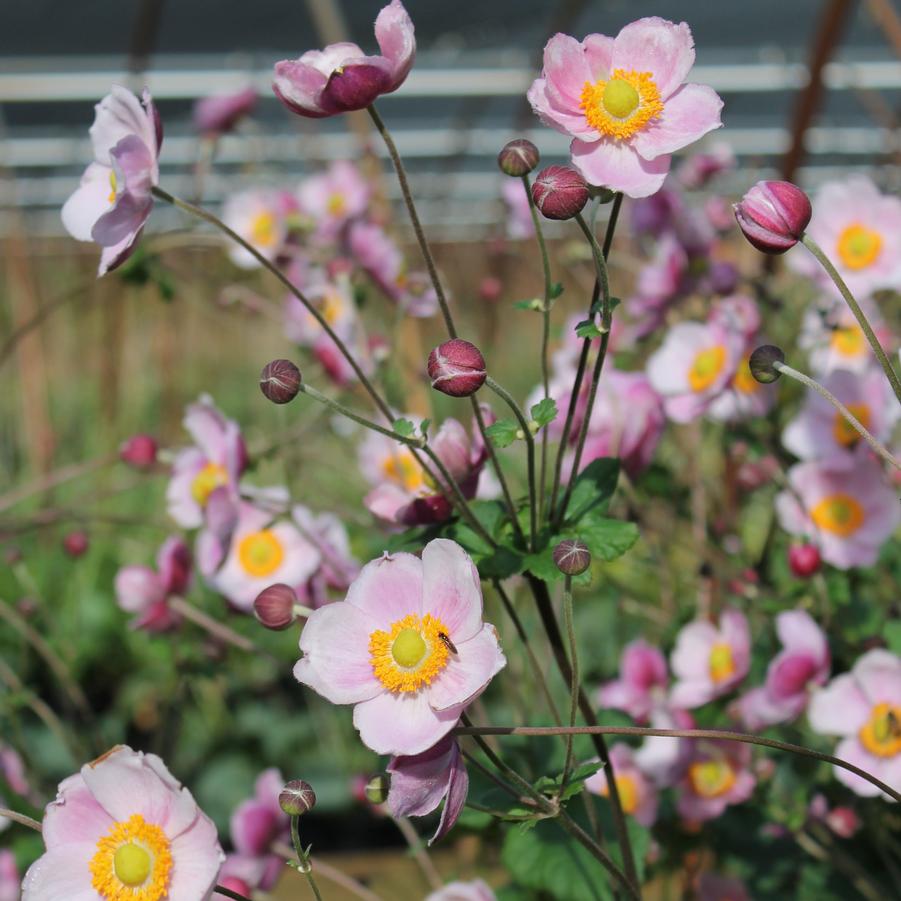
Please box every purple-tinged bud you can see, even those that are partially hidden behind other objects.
[253,583,298,631]
[279,780,316,816]
[553,539,591,576]
[427,339,486,397]
[531,165,589,221]
[497,139,539,177]
[733,181,812,254]
[63,531,89,558]
[364,774,390,805]
[748,345,785,384]
[788,543,821,579]
[322,65,391,113]
[260,359,301,404]
[119,433,158,469]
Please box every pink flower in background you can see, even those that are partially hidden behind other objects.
[115,536,192,632]
[193,86,258,135]
[528,17,722,197]
[273,0,414,117]
[166,395,247,529]
[0,850,18,901]
[676,142,734,190]
[808,649,901,797]
[387,735,468,845]
[0,745,31,834]
[426,881,497,901]
[627,233,688,336]
[586,743,659,826]
[675,739,755,822]
[62,86,162,275]
[776,457,901,569]
[292,504,360,608]
[597,639,669,722]
[298,161,371,240]
[222,189,290,268]
[284,274,359,346]
[670,609,750,708]
[295,539,506,755]
[22,745,223,901]
[501,178,535,239]
[799,301,894,376]
[634,707,695,786]
[737,610,830,729]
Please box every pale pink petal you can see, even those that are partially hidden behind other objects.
[421,539,483,643]
[542,33,593,108]
[115,566,165,614]
[583,34,615,81]
[431,747,468,845]
[90,85,157,165]
[571,138,671,198]
[428,626,505,710]
[776,610,828,661]
[807,674,869,736]
[98,229,142,276]
[374,0,416,91]
[631,83,722,160]
[527,77,596,141]
[21,843,98,901]
[854,649,901,707]
[387,736,456,818]
[184,397,228,460]
[41,774,113,848]
[670,621,717,681]
[167,812,225,899]
[272,60,330,116]
[343,551,424,626]
[364,482,414,524]
[230,800,279,856]
[832,737,883,798]
[611,17,696,99]
[352,690,462,756]
[61,163,113,241]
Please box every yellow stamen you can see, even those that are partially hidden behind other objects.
[249,211,278,247]
[382,448,428,493]
[859,702,901,758]
[326,193,347,216]
[108,170,118,205]
[833,403,870,447]
[237,529,284,578]
[709,642,736,684]
[579,69,664,140]
[836,223,883,270]
[830,326,866,359]
[688,760,737,799]
[190,462,228,507]
[810,493,865,537]
[688,345,727,392]
[90,813,172,901]
[369,613,450,692]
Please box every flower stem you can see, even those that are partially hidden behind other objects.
[167,597,274,660]
[0,807,41,832]
[214,886,254,901]
[801,232,901,405]
[290,814,324,901]
[559,575,579,798]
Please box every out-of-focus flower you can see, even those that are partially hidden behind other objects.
[63,530,90,558]
[62,86,162,276]
[0,850,19,901]
[697,872,751,901]
[297,160,371,240]
[292,504,360,608]
[586,743,659,826]
[284,273,360,347]
[501,178,535,239]
[222,189,290,268]
[799,301,894,376]
[119,433,158,468]
[426,880,497,901]
[776,457,901,569]
[22,745,223,901]
[677,142,734,190]
[634,707,695,786]
[387,735,468,844]
[294,540,506,755]
[597,639,669,722]
[808,649,901,798]
[193,86,258,135]
[808,794,861,838]
[115,536,192,632]
[528,17,722,198]
[273,0,414,117]
[0,745,31,834]
[733,180,811,254]
[676,739,755,822]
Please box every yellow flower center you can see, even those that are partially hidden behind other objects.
[859,702,901,758]
[90,813,172,901]
[597,773,639,815]
[709,642,736,684]
[382,448,429,493]
[579,69,664,140]
[810,493,865,537]
[733,355,759,395]
[836,223,883,270]
[249,211,278,247]
[237,529,284,577]
[190,462,228,507]
[369,613,450,692]
[108,170,118,205]
[688,760,737,799]
[833,403,870,447]
[830,326,866,359]
[688,345,727,392]
[327,193,347,216]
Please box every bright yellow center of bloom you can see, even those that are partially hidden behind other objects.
[733,355,759,395]
[598,773,639,815]
[859,702,901,758]
[688,760,737,799]
[833,403,870,447]
[369,613,450,692]
[709,642,736,683]
[810,493,865,537]
[90,813,172,901]
[382,449,429,493]
[688,345,727,392]
[108,170,118,205]
[580,69,664,140]
[190,462,228,507]
[249,212,278,247]
[830,326,866,359]
[237,529,284,577]
[836,223,883,270]
[327,193,347,216]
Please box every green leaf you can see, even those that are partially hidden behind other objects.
[392,418,415,438]
[533,761,600,804]
[530,398,558,429]
[549,282,565,300]
[575,320,605,340]
[485,419,521,449]
[419,419,431,438]
[576,515,639,562]
[886,620,901,655]
[513,298,544,312]
[562,458,620,524]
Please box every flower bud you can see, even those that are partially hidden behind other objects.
[119,433,158,469]
[364,774,390,805]
[748,345,785,384]
[260,359,301,404]
[825,806,860,839]
[63,531,89,558]
[253,583,298,631]
[553,539,591,576]
[279,779,316,816]
[427,339,486,397]
[733,181,812,254]
[478,276,503,302]
[788,543,821,579]
[531,165,589,221]
[497,139,540,177]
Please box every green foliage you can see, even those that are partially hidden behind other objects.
[392,418,415,438]
[486,419,522,448]
[574,320,606,340]
[530,398,558,430]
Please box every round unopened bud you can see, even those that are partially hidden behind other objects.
[253,583,298,631]
[531,165,589,221]
[748,345,785,384]
[788,543,821,579]
[553,539,591,576]
[497,139,540,177]
[63,531,89,558]
[364,774,390,805]
[733,180,812,254]
[119,433,158,469]
[427,339,487,397]
[279,780,316,816]
[260,359,301,404]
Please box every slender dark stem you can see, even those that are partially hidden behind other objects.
[559,575,579,796]
[214,886,254,901]
[367,104,457,337]
[0,807,41,832]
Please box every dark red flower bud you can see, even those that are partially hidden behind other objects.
[63,531,89,558]
[253,583,298,631]
[749,345,785,384]
[733,181,812,254]
[119,433,158,469]
[553,539,591,576]
[260,359,301,404]
[279,779,317,816]
[788,543,821,578]
[531,165,589,221]
[497,139,540,177]
[427,339,486,397]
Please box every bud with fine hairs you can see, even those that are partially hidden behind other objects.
[260,358,302,404]
[497,138,540,177]
[733,181,812,254]
[253,583,299,630]
[553,539,591,576]
[279,779,317,816]
[427,339,487,397]
[531,165,589,221]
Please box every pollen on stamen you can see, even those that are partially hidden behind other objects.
[369,612,451,692]
[579,68,664,141]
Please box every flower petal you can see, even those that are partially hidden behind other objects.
[374,0,416,91]
[421,539,483,643]
[428,625,505,710]
[61,163,113,241]
[167,812,225,899]
[352,690,462,756]
[21,843,98,901]
[571,139,670,198]
[343,551,424,626]
[631,83,722,160]
[41,774,113,848]
[807,673,869,737]
[611,17,695,99]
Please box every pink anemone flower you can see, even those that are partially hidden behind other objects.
[273,0,414,117]
[527,17,723,198]
[21,745,223,901]
[62,86,162,276]
[294,539,506,756]
[292,504,360,608]
[675,739,756,822]
[115,536,192,632]
[298,161,371,240]
[799,300,894,376]
[586,743,659,826]
[193,86,258,136]
[221,189,290,269]
[597,639,669,722]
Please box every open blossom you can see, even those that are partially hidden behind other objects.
[222,188,293,268]
[670,609,750,708]
[808,649,901,798]
[799,300,894,376]
[586,743,659,826]
[22,745,223,901]
[284,273,359,347]
[528,17,722,198]
[426,881,497,901]
[597,639,669,722]
[634,707,695,786]
[193,86,257,135]
[115,536,192,632]
[295,539,506,755]
[737,610,830,729]
[298,161,371,240]
[675,739,755,822]
[776,457,901,569]
[292,504,360,608]
[62,86,162,276]
[273,0,414,117]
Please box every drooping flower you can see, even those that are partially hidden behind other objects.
[670,609,750,708]
[115,536,192,632]
[62,86,162,275]
[425,880,497,901]
[294,539,506,756]
[597,639,669,722]
[808,648,901,798]
[585,743,659,826]
[221,188,292,269]
[527,17,723,198]
[273,0,415,117]
[297,160,371,240]
[21,745,223,901]
[193,86,258,136]
[775,457,901,569]
[675,739,756,822]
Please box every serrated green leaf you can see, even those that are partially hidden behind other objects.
[392,418,415,438]
[562,458,620,524]
[485,419,521,449]
[575,320,605,339]
[420,418,431,438]
[530,397,558,429]
[549,282,565,299]
[576,515,639,562]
